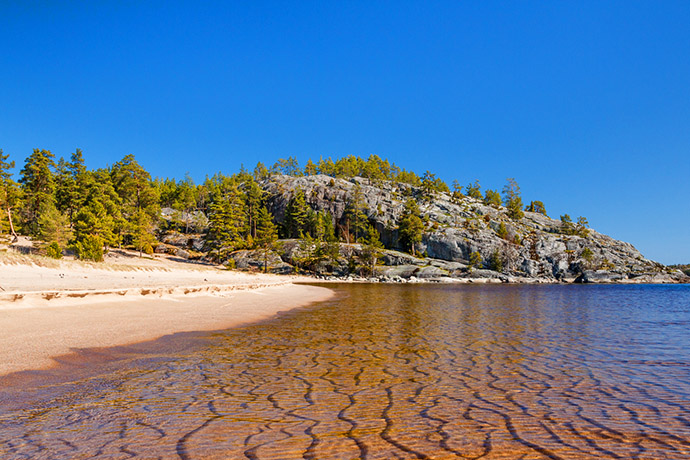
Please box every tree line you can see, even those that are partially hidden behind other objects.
[0,148,588,269]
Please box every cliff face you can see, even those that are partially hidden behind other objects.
[262,174,683,283]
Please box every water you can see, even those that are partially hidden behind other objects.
[2,283,690,459]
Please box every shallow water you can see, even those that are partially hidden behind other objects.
[2,283,690,459]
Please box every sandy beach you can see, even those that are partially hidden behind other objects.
[0,251,334,376]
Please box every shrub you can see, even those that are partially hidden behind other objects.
[46,242,62,259]
[74,235,104,262]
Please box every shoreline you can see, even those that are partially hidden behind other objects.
[0,255,335,377]
[0,282,334,377]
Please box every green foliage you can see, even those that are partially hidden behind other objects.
[465,180,482,199]
[111,154,160,249]
[344,184,368,243]
[38,203,72,246]
[560,214,575,235]
[502,178,524,220]
[75,234,104,262]
[253,162,269,181]
[359,225,384,276]
[576,216,590,238]
[271,156,302,176]
[488,248,504,272]
[468,251,482,270]
[255,206,278,272]
[303,159,318,176]
[46,242,62,259]
[581,247,594,262]
[525,200,547,215]
[451,180,463,203]
[19,148,56,235]
[284,188,309,238]
[483,189,501,207]
[496,221,509,240]
[72,170,123,252]
[0,149,21,237]
[207,182,246,262]
[398,198,424,256]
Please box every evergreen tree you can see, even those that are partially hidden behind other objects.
[0,149,21,239]
[284,188,309,238]
[173,175,198,233]
[207,183,246,262]
[525,200,547,215]
[344,184,367,243]
[451,180,463,203]
[399,198,424,256]
[489,248,504,272]
[483,189,501,207]
[111,154,160,251]
[465,180,482,199]
[38,203,72,247]
[255,206,278,272]
[253,162,269,181]
[303,159,318,176]
[468,251,482,271]
[560,214,575,235]
[359,225,384,276]
[496,221,509,240]
[502,178,524,220]
[19,148,56,235]
[72,170,124,260]
[576,216,590,238]
[241,177,264,239]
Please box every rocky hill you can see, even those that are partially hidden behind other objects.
[257,174,686,283]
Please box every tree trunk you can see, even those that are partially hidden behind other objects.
[6,207,18,242]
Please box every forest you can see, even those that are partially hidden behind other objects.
[0,148,587,272]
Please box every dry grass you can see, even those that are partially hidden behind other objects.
[0,247,217,273]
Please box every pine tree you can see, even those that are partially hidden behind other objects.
[344,184,367,243]
[525,200,547,215]
[496,221,509,240]
[173,175,198,233]
[241,177,264,239]
[560,214,575,235]
[483,189,501,207]
[465,180,482,199]
[304,159,318,176]
[253,162,269,181]
[38,203,72,247]
[111,154,160,252]
[451,180,463,203]
[0,149,21,240]
[284,188,309,238]
[207,183,246,262]
[19,148,56,235]
[399,198,424,256]
[502,178,524,220]
[359,225,384,275]
[469,251,482,271]
[255,206,278,272]
[72,170,124,260]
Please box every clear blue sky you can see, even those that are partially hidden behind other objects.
[1,1,688,264]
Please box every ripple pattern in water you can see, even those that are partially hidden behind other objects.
[2,283,690,459]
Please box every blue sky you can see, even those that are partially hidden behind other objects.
[1,1,688,263]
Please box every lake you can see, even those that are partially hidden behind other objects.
[1,283,690,459]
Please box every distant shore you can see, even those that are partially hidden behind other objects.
[0,251,334,377]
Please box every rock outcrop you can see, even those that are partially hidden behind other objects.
[260,174,686,283]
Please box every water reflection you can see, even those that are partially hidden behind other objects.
[1,283,690,459]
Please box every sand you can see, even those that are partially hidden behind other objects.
[0,251,334,376]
